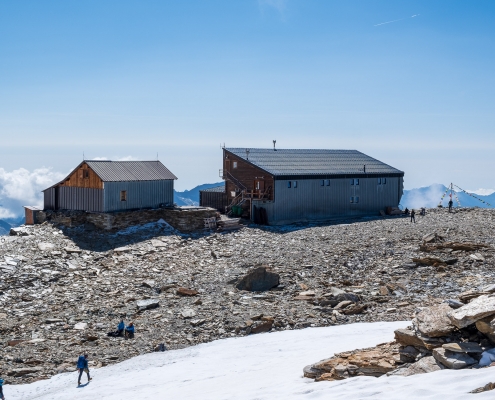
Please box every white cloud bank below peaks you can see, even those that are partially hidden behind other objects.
[0,167,64,219]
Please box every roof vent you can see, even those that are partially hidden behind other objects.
[246,149,250,160]
[273,140,277,151]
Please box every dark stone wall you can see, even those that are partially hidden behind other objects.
[37,207,217,232]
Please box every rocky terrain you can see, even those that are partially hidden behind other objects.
[1,207,495,384]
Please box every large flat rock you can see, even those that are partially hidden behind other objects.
[433,347,477,369]
[448,294,495,328]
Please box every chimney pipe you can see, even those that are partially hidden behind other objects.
[273,140,277,151]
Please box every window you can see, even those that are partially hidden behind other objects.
[288,181,291,188]
[233,161,238,169]
[383,178,387,184]
[355,178,359,185]
[321,180,325,186]
[120,190,127,201]
[355,196,359,203]
[350,196,354,203]
[293,181,297,188]
[326,179,330,186]
[83,170,89,179]
[378,178,381,184]
[256,181,260,190]
[350,179,354,186]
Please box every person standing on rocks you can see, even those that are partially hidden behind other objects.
[76,354,91,386]
[0,378,5,400]
[410,209,416,223]
[448,199,453,212]
[125,322,135,339]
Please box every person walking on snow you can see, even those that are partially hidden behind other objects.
[77,354,91,386]
[0,378,5,400]
[410,209,416,223]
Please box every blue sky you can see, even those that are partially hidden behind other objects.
[1,0,495,195]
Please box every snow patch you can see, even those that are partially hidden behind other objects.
[9,321,495,399]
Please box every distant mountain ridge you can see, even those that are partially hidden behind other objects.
[173,182,224,206]
[401,184,495,209]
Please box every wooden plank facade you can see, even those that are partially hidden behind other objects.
[58,163,103,189]
[223,150,274,201]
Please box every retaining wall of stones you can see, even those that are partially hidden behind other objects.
[37,207,217,232]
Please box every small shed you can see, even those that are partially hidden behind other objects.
[24,206,42,225]
[199,184,227,212]
[43,160,177,213]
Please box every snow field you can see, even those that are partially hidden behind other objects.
[9,321,495,399]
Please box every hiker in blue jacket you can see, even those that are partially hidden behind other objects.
[0,378,5,400]
[107,319,125,337]
[76,355,92,386]
[125,322,135,339]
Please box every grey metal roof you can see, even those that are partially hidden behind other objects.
[85,161,177,182]
[225,148,403,177]
[200,184,225,193]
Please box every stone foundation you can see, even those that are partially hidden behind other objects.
[37,207,217,232]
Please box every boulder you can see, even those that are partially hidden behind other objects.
[8,367,43,377]
[235,267,279,292]
[250,320,273,334]
[395,329,425,348]
[448,295,495,328]
[181,309,196,319]
[414,304,455,337]
[391,356,444,376]
[176,287,199,296]
[37,242,55,251]
[74,322,88,330]
[433,347,477,369]
[136,299,160,311]
[9,227,29,236]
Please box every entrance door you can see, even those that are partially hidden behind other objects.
[254,180,264,196]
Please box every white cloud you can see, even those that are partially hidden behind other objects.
[467,188,495,196]
[0,167,64,219]
[258,0,288,16]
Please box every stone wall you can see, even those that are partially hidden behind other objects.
[37,207,217,232]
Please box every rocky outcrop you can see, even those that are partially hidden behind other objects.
[307,342,400,381]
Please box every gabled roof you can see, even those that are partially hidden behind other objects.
[224,148,403,177]
[85,161,177,181]
[44,160,177,191]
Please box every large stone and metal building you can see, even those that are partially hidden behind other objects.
[201,147,404,225]
[43,160,177,213]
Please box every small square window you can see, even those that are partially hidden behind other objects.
[350,179,354,186]
[350,196,354,203]
[321,180,325,186]
[325,179,330,186]
[288,181,291,188]
[83,170,89,179]
[120,190,127,201]
[355,196,359,203]
[355,179,359,185]
[293,181,297,188]
[378,178,381,184]
[383,178,387,184]
[233,161,238,169]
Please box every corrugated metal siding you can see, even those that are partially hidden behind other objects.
[200,190,227,212]
[58,187,104,212]
[104,180,174,212]
[254,176,403,225]
[43,188,56,210]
